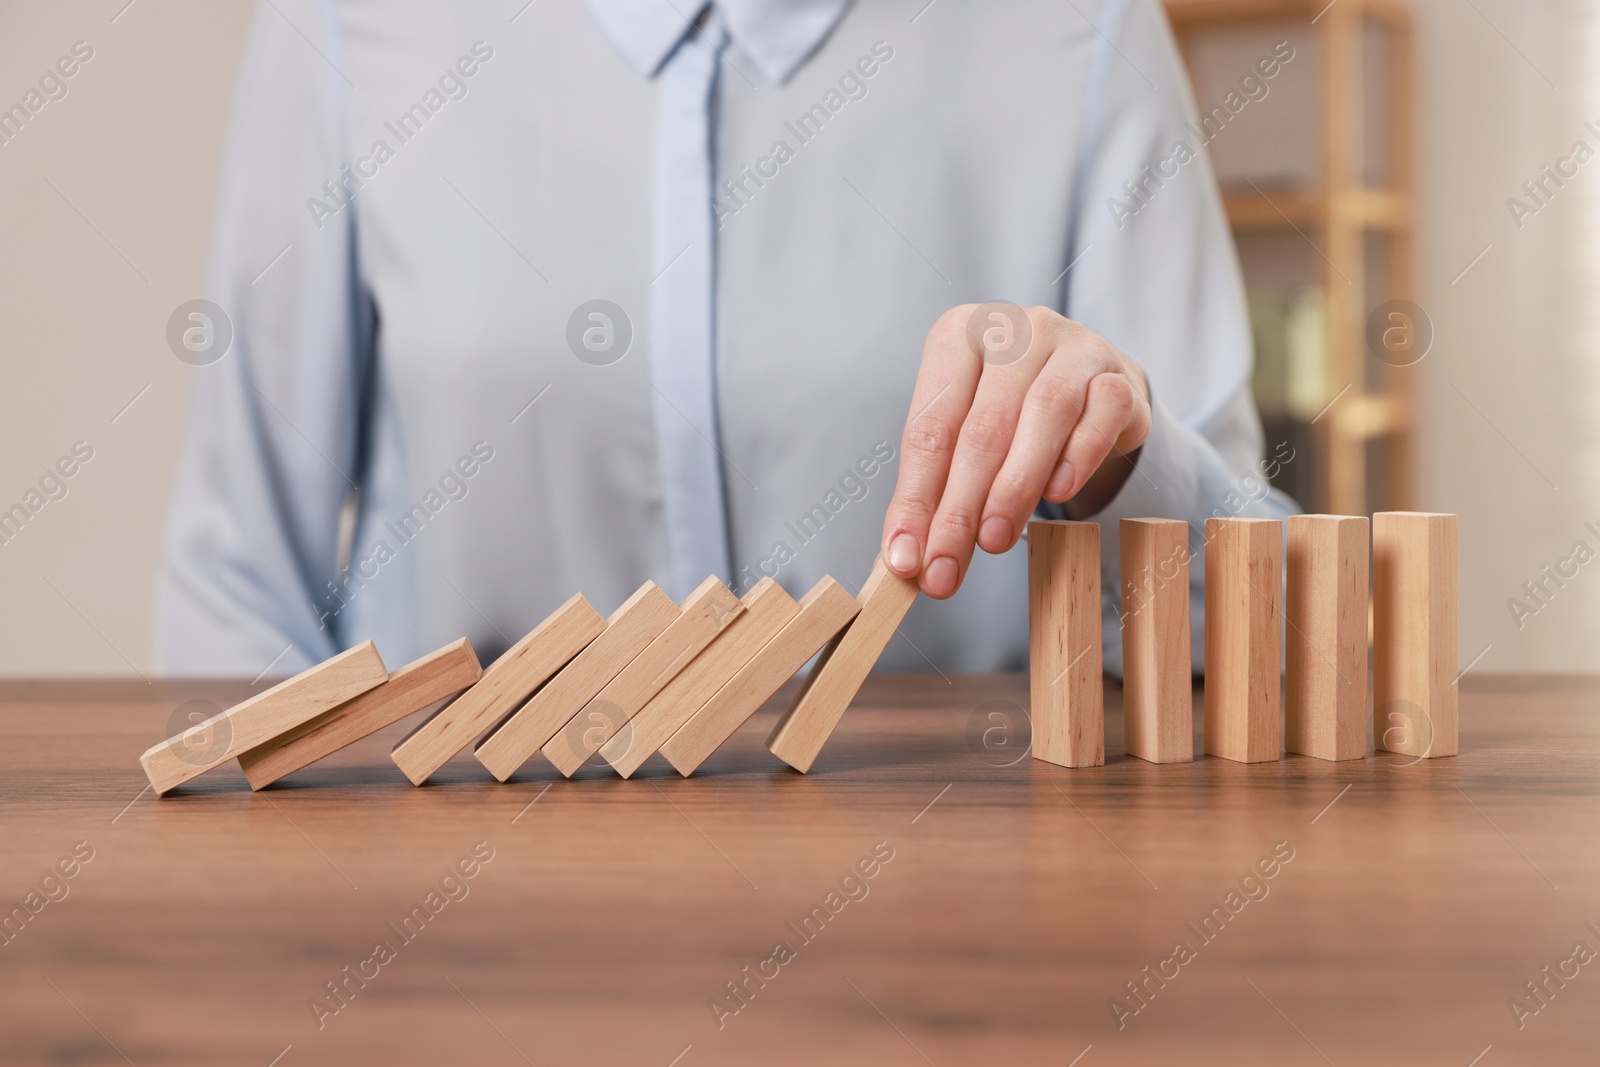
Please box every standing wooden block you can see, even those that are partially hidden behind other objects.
[1120,519,1192,764]
[474,582,678,781]
[1373,511,1458,758]
[660,576,859,777]
[140,641,387,795]
[239,638,482,789]
[391,593,604,785]
[601,578,801,778]
[1203,518,1282,763]
[1028,520,1103,768]
[1286,515,1370,761]
[543,576,743,777]
[767,556,919,773]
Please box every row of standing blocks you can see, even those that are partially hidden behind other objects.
[1030,512,1459,768]
[140,562,923,795]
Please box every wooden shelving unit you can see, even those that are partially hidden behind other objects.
[1166,0,1416,515]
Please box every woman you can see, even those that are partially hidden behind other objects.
[158,0,1294,678]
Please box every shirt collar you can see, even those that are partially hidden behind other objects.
[583,0,855,85]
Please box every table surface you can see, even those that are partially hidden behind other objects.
[1,673,1595,1065]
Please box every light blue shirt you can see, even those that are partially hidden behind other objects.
[158,0,1295,678]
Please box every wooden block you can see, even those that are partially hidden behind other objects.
[661,576,859,776]
[1286,515,1370,761]
[140,641,387,795]
[1120,519,1192,764]
[766,556,919,773]
[1203,518,1282,763]
[390,593,604,785]
[601,578,801,778]
[1027,520,1104,768]
[1373,511,1458,758]
[473,582,678,781]
[542,576,743,777]
[236,638,482,789]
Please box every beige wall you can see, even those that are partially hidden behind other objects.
[0,1,255,676]
[0,0,1591,675]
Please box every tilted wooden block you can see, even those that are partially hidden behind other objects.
[1028,520,1103,768]
[1373,511,1458,758]
[602,578,801,778]
[474,582,678,781]
[1121,519,1192,764]
[767,556,918,773]
[237,638,482,789]
[140,641,387,795]
[1286,515,1369,761]
[1203,518,1282,763]
[390,593,605,785]
[543,575,743,777]
[661,576,859,777]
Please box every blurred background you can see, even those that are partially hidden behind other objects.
[0,0,1593,675]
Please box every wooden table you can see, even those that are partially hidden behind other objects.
[1,674,1595,1065]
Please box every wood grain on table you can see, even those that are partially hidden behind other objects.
[0,674,1594,1065]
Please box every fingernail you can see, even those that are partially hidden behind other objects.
[887,533,920,575]
[923,556,958,597]
[979,516,1012,552]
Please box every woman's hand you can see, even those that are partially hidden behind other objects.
[880,304,1152,598]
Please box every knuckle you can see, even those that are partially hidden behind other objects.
[1051,314,1091,346]
[889,493,937,527]
[930,305,978,346]
[1029,375,1083,421]
[1025,305,1066,335]
[1046,316,1117,366]
[934,504,981,541]
[959,407,1015,456]
[987,467,1033,511]
[905,412,957,458]
[1091,371,1137,415]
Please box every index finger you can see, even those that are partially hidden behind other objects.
[880,306,983,579]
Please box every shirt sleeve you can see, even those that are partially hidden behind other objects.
[1049,0,1300,675]
[156,0,373,677]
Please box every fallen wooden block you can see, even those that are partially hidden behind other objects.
[1120,518,1192,764]
[602,578,800,778]
[1373,511,1458,758]
[1286,514,1369,761]
[543,576,743,777]
[661,576,859,776]
[237,638,482,789]
[391,594,605,785]
[1203,517,1282,763]
[1028,520,1103,768]
[140,641,387,795]
[766,556,918,773]
[474,582,678,781]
